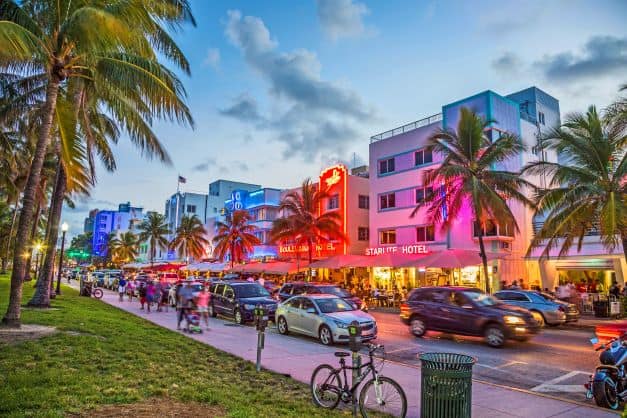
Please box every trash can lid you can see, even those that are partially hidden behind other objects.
[419,352,476,371]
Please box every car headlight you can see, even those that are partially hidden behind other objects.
[333,320,349,329]
[504,315,525,325]
[243,304,255,310]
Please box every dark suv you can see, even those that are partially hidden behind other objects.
[400,286,539,348]
[278,282,367,311]
[209,281,277,325]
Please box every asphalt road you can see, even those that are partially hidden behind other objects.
[369,311,600,404]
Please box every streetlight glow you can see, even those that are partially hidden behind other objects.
[61,222,69,232]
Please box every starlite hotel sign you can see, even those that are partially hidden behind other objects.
[365,245,430,256]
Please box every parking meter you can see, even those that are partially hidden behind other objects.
[254,304,268,372]
[348,320,362,352]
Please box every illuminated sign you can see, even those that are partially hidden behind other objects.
[279,243,337,254]
[365,245,429,256]
[319,164,348,255]
[230,190,245,211]
[324,168,342,188]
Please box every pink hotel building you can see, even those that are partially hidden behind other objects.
[367,87,626,292]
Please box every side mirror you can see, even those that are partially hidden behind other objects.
[306,308,316,314]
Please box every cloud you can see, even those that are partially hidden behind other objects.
[492,52,522,74]
[219,93,263,122]
[236,161,249,171]
[223,10,375,161]
[316,0,371,41]
[203,48,221,69]
[535,36,627,82]
[192,157,217,172]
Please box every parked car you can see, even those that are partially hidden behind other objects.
[277,282,367,311]
[209,281,277,324]
[276,294,377,345]
[168,281,204,306]
[400,286,540,348]
[538,292,580,323]
[158,272,180,284]
[493,290,579,326]
[91,271,105,287]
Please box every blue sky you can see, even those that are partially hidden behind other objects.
[65,0,627,235]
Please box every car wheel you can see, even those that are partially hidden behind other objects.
[277,316,289,335]
[530,310,545,327]
[208,304,217,318]
[234,309,243,325]
[319,325,333,346]
[410,316,426,337]
[484,324,506,348]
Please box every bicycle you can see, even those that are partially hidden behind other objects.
[310,343,407,417]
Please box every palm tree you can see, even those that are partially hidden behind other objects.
[411,107,536,293]
[524,106,627,260]
[606,84,626,132]
[270,178,346,266]
[170,215,210,262]
[110,232,139,264]
[213,210,261,269]
[0,0,195,327]
[138,213,170,266]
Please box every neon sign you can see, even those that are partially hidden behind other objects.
[319,164,348,255]
[279,243,337,254]
[324,168,342,188]
[365,245,429,256]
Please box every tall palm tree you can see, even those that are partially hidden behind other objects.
[213,210,261,269]
[524,106,627,260]
[411,107,536,293]
[110,231,139,264]
[270,178,346,266]
[606,84,626,133]
[138,213,170,266]
[170,215,210,262]
[0,0,195,327]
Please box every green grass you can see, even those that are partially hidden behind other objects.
[0,275,350,417]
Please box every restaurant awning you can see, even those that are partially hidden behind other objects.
[180,262,228,272]
[308,255,373,269]
[399,249,504,269]
[229,261,309,275]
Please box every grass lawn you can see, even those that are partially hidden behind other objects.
[0,275,350,417]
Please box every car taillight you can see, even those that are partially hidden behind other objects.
[400,303,409,313]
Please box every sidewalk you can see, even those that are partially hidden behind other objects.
[84,285,618,418]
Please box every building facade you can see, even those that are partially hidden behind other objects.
[92,202,144,257]
[164,192,209,234]
[368,87,572,291]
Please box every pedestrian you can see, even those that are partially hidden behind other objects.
[177,282,194,331]
[258,275,265,288]
[155,279,164,312]
[195,286,211,329]
[161,284,170,313]
[610,281,620,298]
[127,280,135,302]
[146,281,156,313]
[139,282,147,310]
[118,277,127,302]
[510,280,520,290]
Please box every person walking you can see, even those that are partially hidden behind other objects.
[195,286,211,330]
[177,282,194,331]
[139,282,147,310]
[118,277,127,302]
[146,281,156,313]
[127,280,135,302]
[154,279,164,312]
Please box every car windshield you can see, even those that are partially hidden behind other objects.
[463,291,500,306]
[236,284,270,298]
[315,297,356,313]
[316,286,351,298]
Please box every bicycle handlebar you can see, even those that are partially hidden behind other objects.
[365,343,384,353]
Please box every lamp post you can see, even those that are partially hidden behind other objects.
[33,242,43,280]
[55,222,69,295]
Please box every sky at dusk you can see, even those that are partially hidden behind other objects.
[64,0,627,236]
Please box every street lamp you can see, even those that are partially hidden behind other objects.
[33,242,43,280]
[55,222,69,295]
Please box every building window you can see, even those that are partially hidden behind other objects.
[473,220,499,237]
[358,227,369,241]
[416,225,435,242]
[538,112,545,125]
[415,186,433,204]
[186,204,196,213]
[379,193,396,210]
[379,229,396,245]
[414,148,433,166]
[358,195,369,209]
[378,158,395,175]
[327,194,339,210]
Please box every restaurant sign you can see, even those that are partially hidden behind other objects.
[279,243,337,254]
[365,245,429,256]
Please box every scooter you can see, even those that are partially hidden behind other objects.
[586,333,627,410]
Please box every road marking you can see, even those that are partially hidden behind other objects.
[531,371,590,393]
[476,360,528,372]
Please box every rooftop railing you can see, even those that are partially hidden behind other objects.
[370,113,442,143]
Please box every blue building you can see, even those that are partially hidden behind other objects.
[92,202,143,257]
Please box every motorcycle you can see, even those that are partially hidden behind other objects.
[585,333,627,409]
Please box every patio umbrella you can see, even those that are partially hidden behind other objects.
[399,248,504,269]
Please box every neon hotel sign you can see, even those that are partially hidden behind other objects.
[365,245,429,256]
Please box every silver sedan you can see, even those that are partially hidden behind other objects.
[276,294,377,345]
[494,290,579,326]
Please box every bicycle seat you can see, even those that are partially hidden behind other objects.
[334,352,350,358]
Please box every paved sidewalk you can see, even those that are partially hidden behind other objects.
[80,284,618,418]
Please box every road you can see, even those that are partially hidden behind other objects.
[368,311,599,404]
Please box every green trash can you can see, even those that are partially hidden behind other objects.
[419,353,476,418]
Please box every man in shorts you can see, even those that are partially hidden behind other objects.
[177,282,194,331]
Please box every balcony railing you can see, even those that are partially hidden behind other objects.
[370,113,442,143]
[532,221,600,236]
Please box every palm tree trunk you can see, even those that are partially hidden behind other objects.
[622,231,627,262]
[2,77,60,327]
[29,163,66,307]
[24,200,43,282]
[307,238,313,281]
[230,242,234,269]
[477,233,491,294]
[1,197,18,274]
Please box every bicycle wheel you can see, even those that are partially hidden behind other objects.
[310,364,342,409]
[359,376,407,418]
[92,289,103,299]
